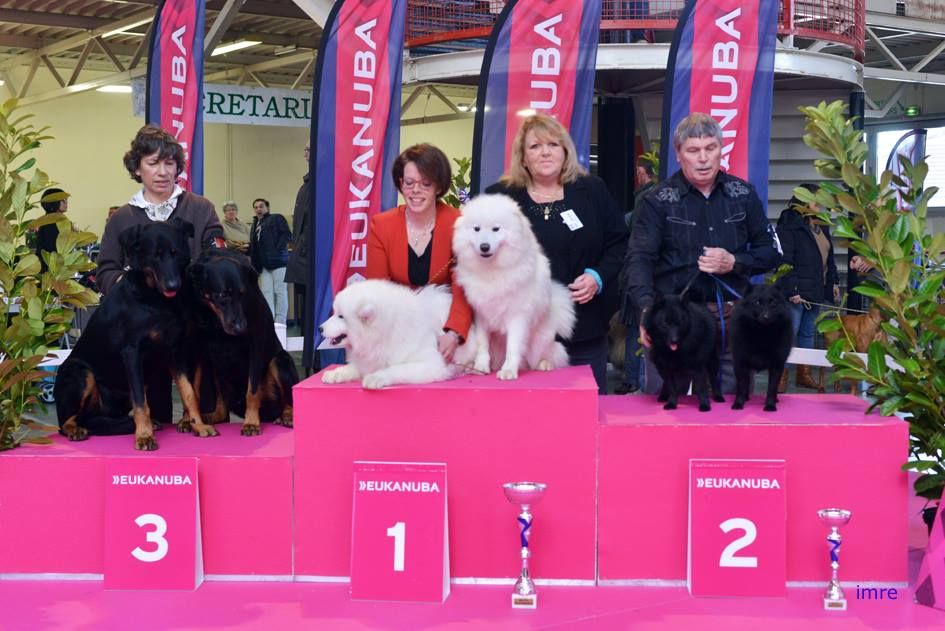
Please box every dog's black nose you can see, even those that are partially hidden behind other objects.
[479,243,491,254]
[318,325,324,334]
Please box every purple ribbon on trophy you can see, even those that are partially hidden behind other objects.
[518,515,532,548]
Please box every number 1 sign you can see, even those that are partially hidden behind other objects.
[688,459,786,597]
[350,461,449,602]
[104,457,203,590]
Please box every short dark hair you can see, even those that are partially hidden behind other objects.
[252,198,269,210]
[788,183,819,210]
[40,188,67,213]
[123,125,185,183]
[391,144,452,198]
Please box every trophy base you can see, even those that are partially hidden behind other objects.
[511,593,538,609]
[824,598,847,611]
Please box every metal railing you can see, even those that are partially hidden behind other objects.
[406,0,865,62]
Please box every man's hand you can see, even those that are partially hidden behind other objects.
[789,294,803,304]
[638,323,652,349]
[698,247,736,275]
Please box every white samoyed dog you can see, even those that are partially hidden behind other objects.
[319,279,476,389]
[452,193,576,380]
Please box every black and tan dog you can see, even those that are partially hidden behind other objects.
[55,219,218,450]
[184,248,297,436]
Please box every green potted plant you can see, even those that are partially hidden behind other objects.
[0,98,100,450]
[444,156,472,208]
[796,100,945,519]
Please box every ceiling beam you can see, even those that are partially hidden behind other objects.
[18,67,148,106]
[0,9,112,30]
[865,11,945,37]
[0,9,155,73]
[204,0,248,55]
[866,26,907,71]
[864,66,945,86]
[204,50,314,82]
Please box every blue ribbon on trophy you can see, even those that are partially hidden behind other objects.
[518,515,532,548]
[829,538,841,564]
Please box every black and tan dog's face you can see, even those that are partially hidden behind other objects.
[188,251,256,335]
[118,219,193,298]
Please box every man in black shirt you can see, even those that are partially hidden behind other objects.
[624,112,781,392]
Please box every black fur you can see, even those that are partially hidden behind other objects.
[55,219,213,450]
[644,295,722,412]
[730,284,793,411]
[185,248,298,436]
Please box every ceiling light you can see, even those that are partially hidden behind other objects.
[96,85,133,93]
[211,40,262,56]
[102,18,153,38]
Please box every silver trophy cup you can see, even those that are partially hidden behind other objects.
[818,508,852,611]
[503,481,547,609]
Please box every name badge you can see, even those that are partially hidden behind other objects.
[560,210,583,231]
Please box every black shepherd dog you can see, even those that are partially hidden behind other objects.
[730,283,793,412]
[644,294,723,412]
[184,248,298,436]
[56,219,218,450]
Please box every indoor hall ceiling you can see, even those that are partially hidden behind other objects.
[0,0,322,104]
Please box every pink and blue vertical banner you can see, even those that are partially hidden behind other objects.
[886,129,927,210]
[470,0,602,195]
[145,0,206,193]
[307,0,405,357]
[660,0,777,205]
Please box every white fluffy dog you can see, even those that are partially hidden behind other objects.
[319,279,476,389]
[453,193,575,380]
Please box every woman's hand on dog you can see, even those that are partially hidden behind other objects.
[698,247,736,275]
[438,330,460,362]
[569,273,599,304]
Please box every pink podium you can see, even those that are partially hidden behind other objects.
[293,366,599,581]
[598,395,909,583]
[0,424,293,578]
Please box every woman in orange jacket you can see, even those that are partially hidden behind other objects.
[366,143,472,362]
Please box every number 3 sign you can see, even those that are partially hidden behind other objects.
[688,459,786,597]
[350,461,449,602]
[104,457,203,590]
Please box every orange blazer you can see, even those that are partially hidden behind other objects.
[366,202,473,340]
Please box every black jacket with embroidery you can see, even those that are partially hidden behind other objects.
[623,169,781,316]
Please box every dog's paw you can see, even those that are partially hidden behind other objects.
[274,409,293,428]
[473,358,490,374]
[176,419,193,433]
[763,402,778,412]
[63,426,89,442]
[362,373,391,390]
[497,367,519,380]
[662,401,677,410]
[322,369,343,384]
[240,423,261,436]
[135,435,158,451]
[536,359,554,371]
[192,424,220,438]
[713,394,725,403]
[731,400,745,410]
[699,403,711,412]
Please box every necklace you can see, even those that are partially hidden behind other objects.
[528,187,563,221]
[406,216,435,247]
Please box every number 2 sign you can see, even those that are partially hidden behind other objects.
[350,462,449,602]
[688,459,786,597]
[104,457,203,590]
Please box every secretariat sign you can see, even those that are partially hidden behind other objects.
[132,81,311,127]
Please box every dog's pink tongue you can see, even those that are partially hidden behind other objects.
[670,343,678,351]
[163,290,177,298]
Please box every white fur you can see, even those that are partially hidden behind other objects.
[452,193,576,380]
[319,280,476,389]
